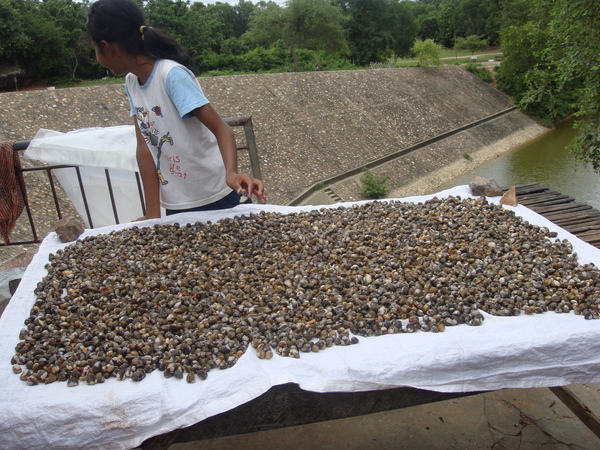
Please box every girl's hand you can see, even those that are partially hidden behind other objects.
[134,213,161,222]
[227,172,267,204]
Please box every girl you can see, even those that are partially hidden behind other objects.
[86,0,266,220]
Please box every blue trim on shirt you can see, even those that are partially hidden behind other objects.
[166,66,210,119]
[126,60,209,118]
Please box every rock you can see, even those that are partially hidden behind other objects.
[54,216,85,243]
[500,186,518,206]
[469,176,503,197]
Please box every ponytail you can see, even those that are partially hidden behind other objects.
[87,0,195,72]
[139,25,195,72]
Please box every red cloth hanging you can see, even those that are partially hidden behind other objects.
[0,141,26,244]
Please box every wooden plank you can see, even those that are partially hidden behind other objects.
[518,195,565,205]
[521,199,575,208]
[543,210,600,222]
[520,198,576,209]
[550,387,600,439]
[519,191,574,200]
[576,231,600,241]
[504,183,548,195]
[549,218,600,230]
[544,214,600,227]
[562,224,600,234]
[530,203,592,215]
[517,189,565,199]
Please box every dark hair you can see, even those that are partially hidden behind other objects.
[86,0,194,71]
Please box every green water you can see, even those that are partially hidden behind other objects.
[441,118,600,210]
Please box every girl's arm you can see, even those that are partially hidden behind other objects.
[134,119,161,220]
[193,104,266,204]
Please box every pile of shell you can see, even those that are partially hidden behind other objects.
[12,196,600,386]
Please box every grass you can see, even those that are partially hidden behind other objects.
[52,47,503,88]
[395,47,502,67]
[440,47,501,59]
[55,76,125,89]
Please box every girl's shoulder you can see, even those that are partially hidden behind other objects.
[154,59,195,83]
[156,59,181,70]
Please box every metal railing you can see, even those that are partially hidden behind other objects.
[8,115,262,246]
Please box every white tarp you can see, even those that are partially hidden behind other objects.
[23,127,146,228]
[24,126,137,172]
[1,185,600,449]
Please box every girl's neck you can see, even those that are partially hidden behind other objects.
[132,56,157,85]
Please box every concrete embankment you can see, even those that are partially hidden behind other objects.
[0,66,547,206]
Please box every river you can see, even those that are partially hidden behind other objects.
[439,118,600,211]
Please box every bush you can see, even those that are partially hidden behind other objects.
[465,62,493,83]
[359,168,390,199]
[411,39,443,68]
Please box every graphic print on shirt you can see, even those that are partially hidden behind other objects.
[135,106,173,185]
[157,132,173,185]
[136,107,159,146]
[152,106,163,117]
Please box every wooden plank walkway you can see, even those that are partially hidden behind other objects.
[505,182,600,249]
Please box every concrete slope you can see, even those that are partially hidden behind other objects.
[0,66,543,205]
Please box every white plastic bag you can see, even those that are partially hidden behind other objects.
[23,126,151,227]
[24,126,138,171]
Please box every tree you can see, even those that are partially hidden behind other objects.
[417,15,440,40]
[244,0,348,71]
[495,0,552,104]
[523,0,600,172]
[145,0,191,47]
[231,0,256,38]
[341,0,396,65]
[454,35,489,55]
[0,0,88,82]
[39,0,90,79]
[434,0,460,46]
[455,0,495,37]
[242,2,287,48]
[388,1,418,59]
[411,38,443,67]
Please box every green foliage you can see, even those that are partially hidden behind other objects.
[495,0,553,113]
[197,45,355,75]
[243,0,348,71]
[432,0,500,46]
[464,61,493,83]
[238,46,290,72]
[454,35,489,55]
[542,0,600,172]
[359,168,390,199]
[0,0,505,85]
[411,38,443,68]
[496,0,600,172]
[241,2,286,49]
[0,0,89,82]
[388,1,419,59]
[572,125,600,173]
[341,0,417,66]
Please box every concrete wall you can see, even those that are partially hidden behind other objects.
[0,66,544,205]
